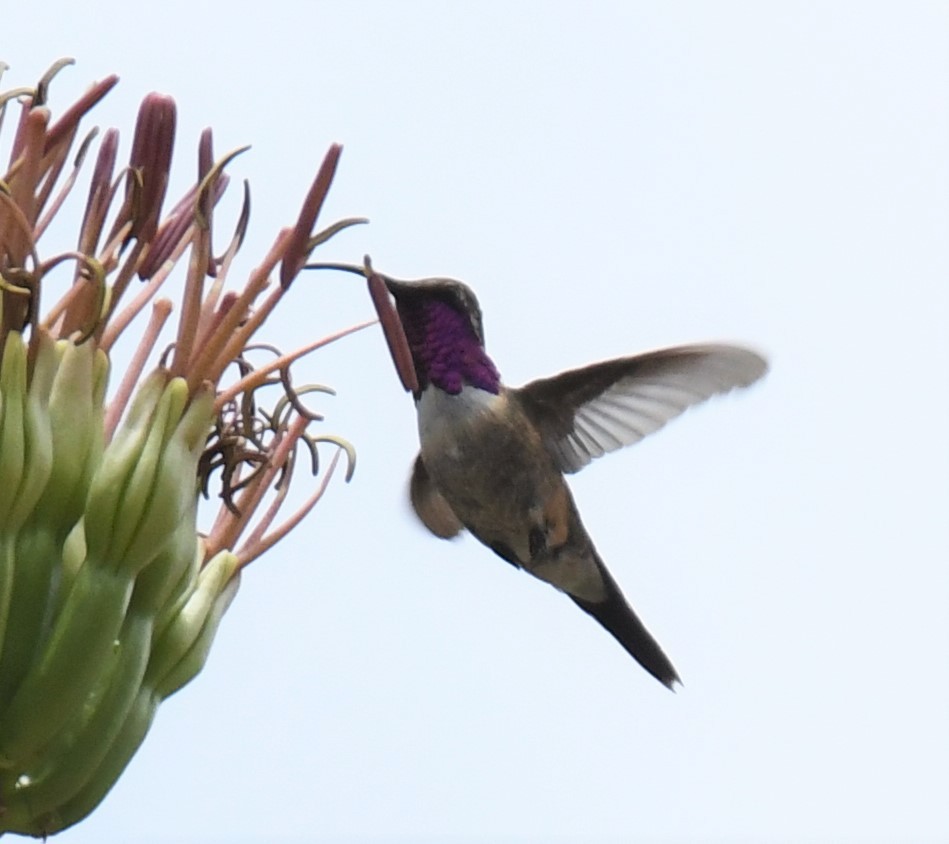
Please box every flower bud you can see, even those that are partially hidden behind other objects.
[0,62,362,835]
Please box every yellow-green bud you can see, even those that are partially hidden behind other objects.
[0,64,358,838]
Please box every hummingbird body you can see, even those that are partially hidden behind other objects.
[417,384,606,603]
[381,276,767,688]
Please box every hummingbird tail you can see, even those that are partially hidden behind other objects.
[570,555,681,690]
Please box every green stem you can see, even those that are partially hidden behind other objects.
[0,610,152,825]
[0,527,63,711]
[30,687,160,837]
[0,560,132,766]
[0,536,15,713]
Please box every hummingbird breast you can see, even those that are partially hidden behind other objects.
[416,385,570,566]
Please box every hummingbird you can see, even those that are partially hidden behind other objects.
[376,274,767,689]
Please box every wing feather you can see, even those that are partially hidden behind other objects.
[409,453,464,538]
[517,344,767,473]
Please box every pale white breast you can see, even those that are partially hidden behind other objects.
[416,385,506,459]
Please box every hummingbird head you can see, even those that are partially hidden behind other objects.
[383,276,500,396]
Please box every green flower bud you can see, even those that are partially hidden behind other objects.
[0,62,360,837]
[146,549,241,698]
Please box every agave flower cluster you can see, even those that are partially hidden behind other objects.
[0,60,366,836]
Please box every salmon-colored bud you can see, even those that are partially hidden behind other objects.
[280,143,342,288]
[368,270,419,393]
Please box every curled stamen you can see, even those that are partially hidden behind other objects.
[44,73,118,151]
[0,62,369,836]
[214,318,376,410]
[34,126,99,240]
[236,444,346,567]
[306,216,369,251]
[195,145,248,231]
[34,58,75,108]
[74,127,118,271]
[38,251,108,342]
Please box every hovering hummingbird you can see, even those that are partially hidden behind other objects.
[372,273,767,689]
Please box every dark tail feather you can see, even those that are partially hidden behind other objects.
[570,554,681,690]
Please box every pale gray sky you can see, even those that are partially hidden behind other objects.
[3,2,948,842]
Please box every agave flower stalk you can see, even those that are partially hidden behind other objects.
[0,60,367,836]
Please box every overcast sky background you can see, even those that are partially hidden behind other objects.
[3,2,948,842]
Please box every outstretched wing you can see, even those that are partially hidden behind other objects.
[408,453,465,538]
[516,344,767,474]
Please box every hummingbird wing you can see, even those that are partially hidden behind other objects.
[409,453,465,539]
[517,343,767,473]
